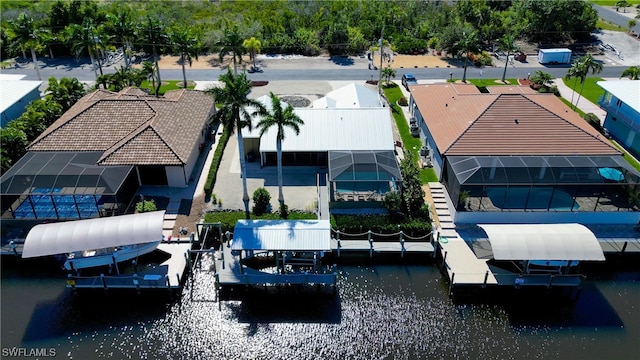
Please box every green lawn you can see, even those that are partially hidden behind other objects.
[561,77,605,105]
[140,80,195,95]
[467,78,519,93]
[597,19,628,31]
[383,85,438,183]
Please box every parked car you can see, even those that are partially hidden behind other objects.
[402,73,418,90]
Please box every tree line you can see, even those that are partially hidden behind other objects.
[1,0,599,70]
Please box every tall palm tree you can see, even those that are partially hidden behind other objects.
[497,32,518,83]
[457,29,480,83]
[255,92,304,206]
[217,24,244,74]
[242,36,261,69]
[566,54,603,110]
[207,70,266,219]
[621,66,640,80]
[105,8,134,68]
[170,27,200,88]
[137,15,168,96]
[7,13,47,81]
[64,18,104,81]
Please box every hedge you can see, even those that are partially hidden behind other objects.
[204,210,317,233]
[203,127,230,196]
[331,214,432,238]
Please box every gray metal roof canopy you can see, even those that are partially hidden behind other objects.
[0,152,132,195]
[329,150,402,182]
[479,223,606,261]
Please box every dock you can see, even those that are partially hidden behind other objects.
[213,241,337,287]
[65,242,192,291]
[330,238,434,257]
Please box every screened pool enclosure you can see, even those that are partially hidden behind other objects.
[1,152,137,220]
[444,155,640,212]
[329,150,402,202]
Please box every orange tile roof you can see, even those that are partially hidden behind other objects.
[410,84,620,157]
[29,88,215,166]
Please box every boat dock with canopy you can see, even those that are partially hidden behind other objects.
[215,220,337,287]
[21,211,191,291]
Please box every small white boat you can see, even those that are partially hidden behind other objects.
[64,241,161,271]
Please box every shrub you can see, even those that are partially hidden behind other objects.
[279,203,289,219]
[204,210,316,233]
[332,214,432,238]
[136,199,157,213]
[473,51,493,67]
[583,113,603,132]
[252,187,271,215]
[397,96,408,106]
[383,191,403,216]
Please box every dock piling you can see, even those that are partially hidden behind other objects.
[368,230,373,258]
[100,273,107,290]
[622,241,628,253]
[133,274,140,290]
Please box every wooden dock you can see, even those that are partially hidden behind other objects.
[66,243,192,291]
[330,238,434,257]
[214,242,337,286]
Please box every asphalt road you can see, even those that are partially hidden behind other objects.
[2,62,630,83]
[594,5,640,33]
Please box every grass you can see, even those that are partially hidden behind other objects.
[383,85,438,184]
[466,78,519,92]
[597,19,628,32]
[140,80,195,95]
[561,77,605,105]
[610,140,640,172]
[558,97,587,117]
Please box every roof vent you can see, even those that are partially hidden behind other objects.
[514,118,519,124]
[445,103,448,107]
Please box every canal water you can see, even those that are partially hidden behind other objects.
[1,255,639,360]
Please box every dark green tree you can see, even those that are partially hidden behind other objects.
[137,15,168,96]
[170,26,201,88]
[45,77,86,112]
[399,152,425,217]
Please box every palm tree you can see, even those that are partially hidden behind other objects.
[137,16,168,96]
[255,92,304,206]
[381,66,396,85]
[243,36,261,69]
[64,18,104,81]
[457,29,480,83]
[207,70,266,219]
[7,13,47,80]
[170,27,200,88]
[105,8,134,68]
[141,61,157,93]
[217,24,244,74]
[497,33,518,83]
[571,54,604,110]
[621,66,640,80]
[529,70,554,88]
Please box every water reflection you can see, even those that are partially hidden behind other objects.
[2,257,639,360]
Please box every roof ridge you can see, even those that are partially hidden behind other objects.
[443,94,501,153]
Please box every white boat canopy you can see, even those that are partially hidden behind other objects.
[22,211,165,258]
[478,223,606,261]
[232,220,331,251]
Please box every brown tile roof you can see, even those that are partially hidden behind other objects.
[29,88,215,166]
[410,84,620,157]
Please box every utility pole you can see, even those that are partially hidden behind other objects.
[378,26,384,94]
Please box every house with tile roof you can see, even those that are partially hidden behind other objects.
[0,88,215,220]
[597,80,640,159]
[409,83,640,224]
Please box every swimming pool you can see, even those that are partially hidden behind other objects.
[485,186,578,211]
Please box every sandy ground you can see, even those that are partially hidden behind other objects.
[156,53,459,70]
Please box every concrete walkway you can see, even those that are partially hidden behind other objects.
[553,77,608,125]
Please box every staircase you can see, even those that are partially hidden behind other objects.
[428,182,456,236]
